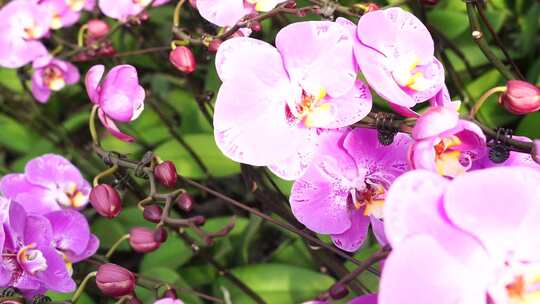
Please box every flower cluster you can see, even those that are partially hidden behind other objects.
[0,154,98,297]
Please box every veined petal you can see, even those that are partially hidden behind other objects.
[331,209,370,252]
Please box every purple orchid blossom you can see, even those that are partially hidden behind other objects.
[38,0,90,30]
[381,167,540,304]
[352,8,445,116]
[0,154,91,214]
[409,106,486,177]
[214,21,372,180]
[0,0,50,68]
[85,64,145,142]
[197,0,285,27]
[31,55,80,103]
[98,0,170,21]
[0,198,76,296]
[290,128,410,252]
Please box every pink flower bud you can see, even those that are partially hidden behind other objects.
[208,39,222,53]
[163,288,177,299]
[96,263,136,297]
[176,192,193,212]
[153,227,168,243]
[365,3,379,12]
[90,184,122,218]
[154,161,177,188]
[143,205,163,223]
[329,283,349,299]
[87,19,110,39]
[169,46,196,73]
[499,80,540,115]
[249,21,262,32]
[129,227,161,253]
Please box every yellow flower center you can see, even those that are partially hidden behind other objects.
[352,183,385,219]
[289,87,334,128]
[66,0,85,11]
[43,66,66,91]
[392,54,430,91]
[506,273,540,304]
[51,12,63,30]
[434,136,469,177]
[245,0,275,12]
[133,0,152,7]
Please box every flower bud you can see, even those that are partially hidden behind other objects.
[90,184,122,218]
[153,227,168,243]
[162,288,177,299]
[499,80,540,115]
[129,227,161,253]
[87,19,110,39]
[176,192,194,212]
[420,0,438,5]
[96,263,135,297]
[208,39,222,53]
[329,283,349,300]
[143,205,163,223]
[249,21,261,32]
[169,46,196,73]
[365,3,379,12]
[154,161,177,188]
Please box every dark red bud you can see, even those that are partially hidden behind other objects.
[176,192,194,212]
[329,283,349,300]
[169,46,196,73]
[129,227,161,253]
[154,161,178,188]
[96,263,136,297]
[420,0,438,5]
[192,215,206,226]
[153,227,168,243]
[143,205,163,223]
[365,3,379,12]
[90,184,122,218]
[249,21,262,32]
[87,19,110,39]
[163,288,177,299]
[208,39,222,52]
[499,80,540,115]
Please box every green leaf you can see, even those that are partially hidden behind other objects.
[47,291,94,304]
[427,10,469,39]
[465,69,518,128]
[181,264,218,287]
[91,217,129,251]
[516,112,540,139]
[270,238,315,269]
[154,134,240,179]
[0,68,23,93]
[140,235,193,272]
[0,114,37,153]
[239,214,263,264]
[213,263,335,304]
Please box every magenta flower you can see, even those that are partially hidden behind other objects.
[381,167,540,304]
[197,0,284,27]
[31,55,80,103]
[0,154,91,214]
[98,0,170,21]
[154,299,184,304]
[474,136,540,170]
[0,0,50,68]
[0,198,76,296]
[409,106,486,177]
[352,8,444,114]
[290,128,410,252]
[85,64,145,142]
[214,21,372,180]
[38,0,86,30]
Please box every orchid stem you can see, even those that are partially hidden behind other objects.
[105,234,130,259]
[93,163,119,187]
[89,105,100,146]
[77,24,89,47]
[71,271,97,303]
[173,0,186,28]
[469,86,507,118]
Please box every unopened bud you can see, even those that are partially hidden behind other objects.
[163,288,177,299]
[96,263,135,297]
[329,283,349,300]
[154,161,178,188]
[143,205,163,223]
[365,3,380,12]
[90,184,122,218]
[176,192,194,212]
[129,227,161,253]
[87,19,110,39]
[170,46,196,73]
[154,227,168,243]
[499,80,540,115]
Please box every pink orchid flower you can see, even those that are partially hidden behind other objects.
[353,8,445,116]
[214,21,372,180]
[31,55,80,103]
[98,0,170,21]
[381,167,540,304]
[0,0,50,68]
[37,0,95,30]
[197,0,285,27]
[290,128,410,252]
[409,106,486,177]
[85,64,145,142]
[474,135,540,171]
